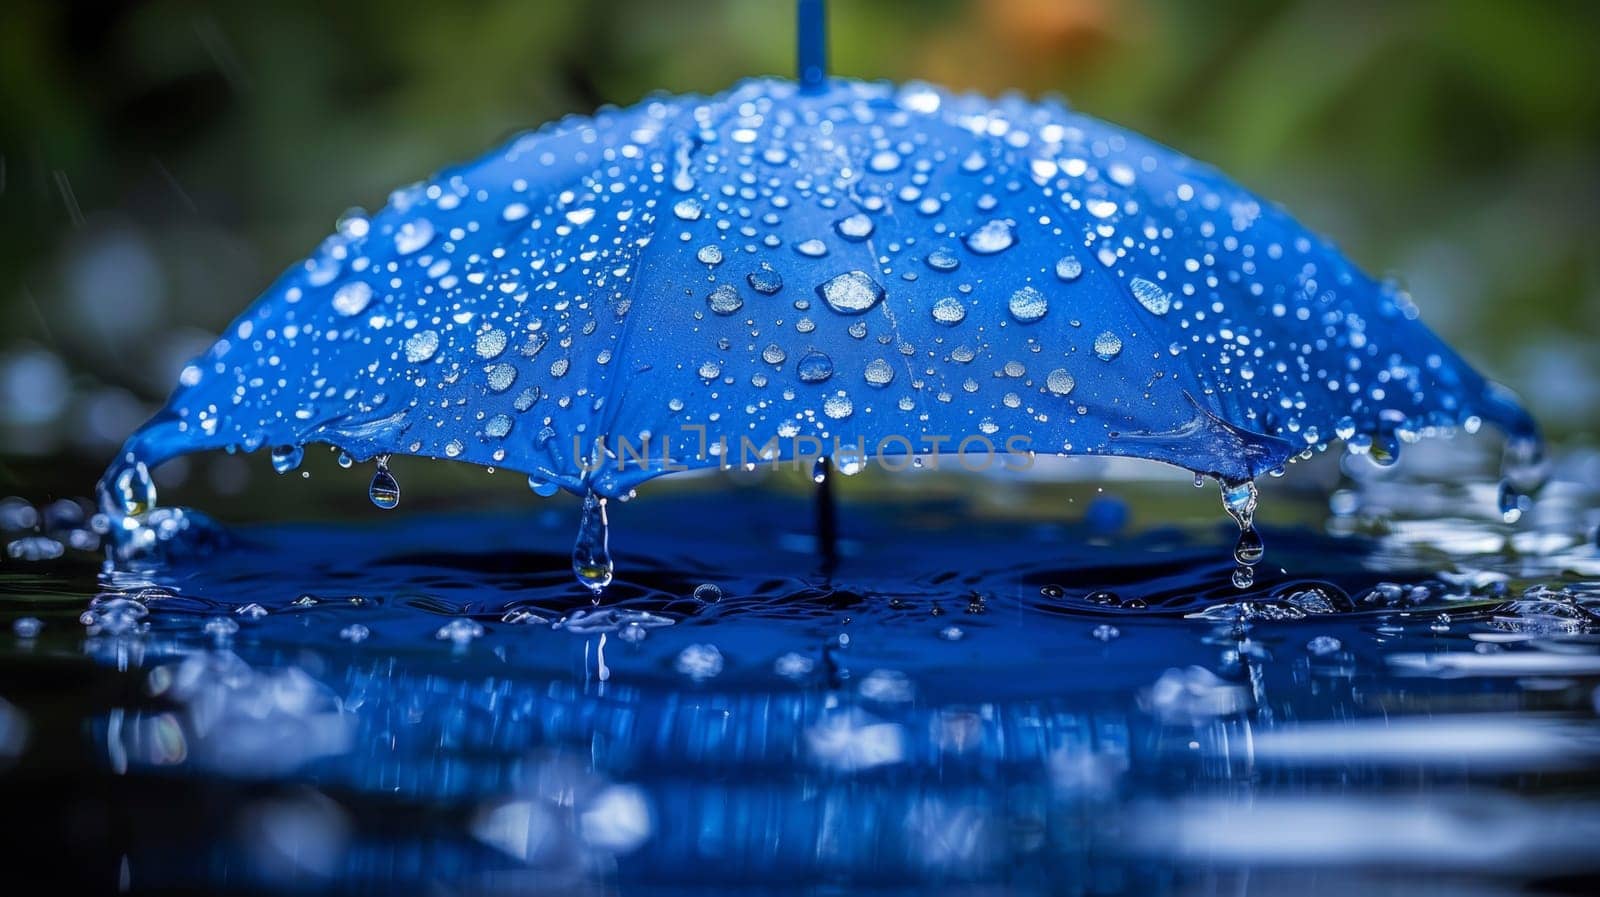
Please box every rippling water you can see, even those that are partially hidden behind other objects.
[1,443,1598,895]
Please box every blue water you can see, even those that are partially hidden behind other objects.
[3,444,1600,894]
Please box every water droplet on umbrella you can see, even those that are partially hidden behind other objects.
[369,458,400,510]
[925,247,960,271]
[405,330,440,363]
[761,344,786,365]
[864,358,894,387]
[932,297,966,325]
[834,213,874,241]
[673,198,703,220]
[1093,331,1123,360]
[796,239,828,257]
[1055,256,1083,281]
[964,219,1015,255]
[394,218,435,255]
[817,270,885,314]
[696,245,723,265]
[707,284,743,315]
[1129,277,1171,315]
[823,393,853,419]
[1008,286,1048,323]
[698,360,722,380]
[1046,369,1075,396]
[798,350,835,383]
[331,281,373,316]
[270,445,304,474]
[572,492,613,595]
[747,263,783,294]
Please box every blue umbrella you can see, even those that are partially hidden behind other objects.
[100,1,1540,591]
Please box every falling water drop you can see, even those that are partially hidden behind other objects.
[1233,526,1264,566]
[1497,480,1523,524]
[104,458,157,519]
[572,492,614,596]
[812,456,829,485]
[369,456,400,509]
[1220,480,1258,530]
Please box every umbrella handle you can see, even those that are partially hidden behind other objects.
[798,0,827,92]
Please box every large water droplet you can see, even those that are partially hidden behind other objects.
[747,263,784,295]
[369,457,400,509]
[964,219,1016,255]
[798,350,835,383]
[1093,331,1123,360]
[1046,369,1075,396]
[707,284,743,315]
[932,297,966,325]
[925,247,960,272]
[572,492,614,595]
[864,358,895,387]
[394,218,435,255]
[834,213,874,241]
[817,271,885,315]
[1008,286,1048,323]
[331,281,373,317]
[1055,256,1083,282]
[1129,277,1171,315]
[405,330,440,363]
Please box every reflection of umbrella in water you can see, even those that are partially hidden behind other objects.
[100,1,1540,591]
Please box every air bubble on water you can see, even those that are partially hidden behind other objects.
[1306,635,1342,656]
[572,492,614,596]
[436,618,484,645]
[202,616,239,642]
[1008,286,1048,323]
[13,617,43,639]
[775,652,814,679]
[964,219,1015,255]
[1231,566,1255,589]
[340,623,370,643]
[817,270,885,315]
[798,350,835,383]
[747,263,783,294]
[676,643,723,681]
[939,626,964,641]
[81,597,149,635]
[1092,624,1120,642]
[270,445,305,474]
[369,457,400,510]
[693,583,723,604]
[1092,331,1122,360]
[1040,584,1065,599]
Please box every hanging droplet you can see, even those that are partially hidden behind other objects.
[812,456,829,485]
[1233,526,1264,566]
[270,444,305,474]
[105,458,157,519]
[336,452,354,469]
[528,475,561,498]
[369,456,400,509]
[1220,479,1258,530]
[572,492,614,596]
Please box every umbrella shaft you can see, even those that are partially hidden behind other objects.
[798,0,827,91]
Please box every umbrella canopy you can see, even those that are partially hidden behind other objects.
[100,9,1539,589]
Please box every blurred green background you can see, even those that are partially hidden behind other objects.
[1,0,1596,513]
